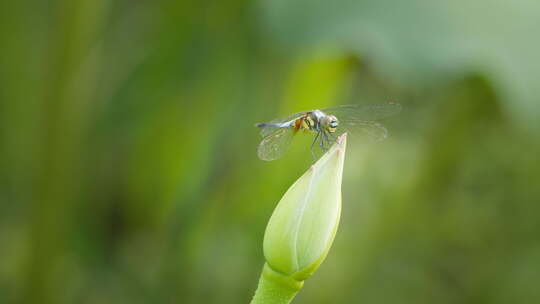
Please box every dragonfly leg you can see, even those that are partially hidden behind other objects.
[328,131,337,143]
[311,131,320,161]
[322,131,330,151]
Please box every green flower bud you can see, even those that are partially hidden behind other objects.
[263,133,346,281]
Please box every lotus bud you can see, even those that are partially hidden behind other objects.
[251,133,347,304]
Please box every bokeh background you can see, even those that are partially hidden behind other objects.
[1,1,540,303]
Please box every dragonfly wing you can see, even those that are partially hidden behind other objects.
[322,102,401,121]
[333,120,389,142]
[258,123,283,137]
[257,128,295,161]
[322,102,400,142]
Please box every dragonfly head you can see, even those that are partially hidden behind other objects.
[323,115,339,133]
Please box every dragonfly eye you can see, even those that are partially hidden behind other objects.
[327,116,338,132]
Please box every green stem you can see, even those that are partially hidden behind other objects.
[250,263,304,304]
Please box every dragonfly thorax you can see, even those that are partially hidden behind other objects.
[295,110,339,133]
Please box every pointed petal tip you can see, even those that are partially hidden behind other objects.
[337,133,347,145]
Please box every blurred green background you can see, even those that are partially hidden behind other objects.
[1,1,540,303]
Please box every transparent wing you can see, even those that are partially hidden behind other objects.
[323,102,400,142]
[258,124,285,138]
[333,120,389,142]
[257,128,295,161]
[322,102,402,122]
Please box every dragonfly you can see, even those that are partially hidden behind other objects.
[255,102,401,161]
